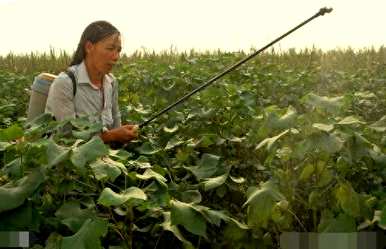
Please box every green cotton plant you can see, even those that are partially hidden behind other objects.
[244,94,386,234]
[0,115,248,249]
[123,72,384,245]
[0,71,32,127]
[1,49,386,248]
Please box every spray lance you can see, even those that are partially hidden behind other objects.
[138,7,333,129]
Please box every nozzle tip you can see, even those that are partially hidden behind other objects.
[319,7,333,15]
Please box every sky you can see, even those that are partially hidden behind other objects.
[0,0,385,56]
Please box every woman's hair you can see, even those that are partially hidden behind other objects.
[70,20,120,66]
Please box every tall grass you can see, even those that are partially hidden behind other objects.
[1,47,385,75]
[0,48,71,74]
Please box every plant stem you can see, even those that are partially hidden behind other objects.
[286,208,307,232]
[110,209,132,249]
[153,231,163,249]
[197,237,201,249]
[313,210,317,231]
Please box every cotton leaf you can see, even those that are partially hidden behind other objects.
[97,187,147,207]
[61,218,108,249]
[71,137,109,171]
[256,129,289,151]
[184,154,220,180]
[170,200,207,238]
[0,169,45,213]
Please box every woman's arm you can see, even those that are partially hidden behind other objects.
[100,125,138,143]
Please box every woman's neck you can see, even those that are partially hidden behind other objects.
[84,59,103,88]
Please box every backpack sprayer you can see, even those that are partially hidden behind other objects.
[138,7,333,128]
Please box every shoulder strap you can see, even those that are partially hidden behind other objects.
[64,69,77,96]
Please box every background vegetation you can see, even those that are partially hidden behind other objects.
[0,47,385,248]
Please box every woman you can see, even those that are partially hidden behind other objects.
[45,20,138,143]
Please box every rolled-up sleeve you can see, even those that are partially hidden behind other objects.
[45,75,76,121]
[111,79,121,128]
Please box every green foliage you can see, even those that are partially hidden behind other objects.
[55,201,96,232]
[71,137,109,170]
[185,153,220,180]
[61,218,108,249]
[243,180,285,228]
[0,168,44,213]
[97,187,147,207]
[0,48,386,248]
[170,200,207,237]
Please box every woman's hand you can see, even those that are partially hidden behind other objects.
[100,124,139,143]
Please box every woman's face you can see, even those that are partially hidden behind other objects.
[85,33,122,74]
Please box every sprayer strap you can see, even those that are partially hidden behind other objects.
[64,69,77,96]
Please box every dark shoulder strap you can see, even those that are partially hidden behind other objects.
[64,69,77,96]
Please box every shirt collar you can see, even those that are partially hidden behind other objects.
[76,60,114,89]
